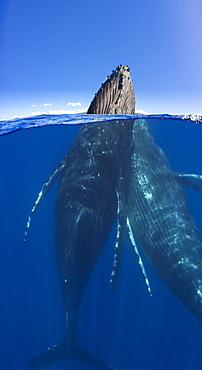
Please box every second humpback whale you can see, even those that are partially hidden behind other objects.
[124,119,202,321]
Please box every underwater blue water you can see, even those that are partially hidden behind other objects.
[0,114,202,370]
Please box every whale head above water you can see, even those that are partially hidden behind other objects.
[87,64,135,114]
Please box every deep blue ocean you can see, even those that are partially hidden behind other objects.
[1,113,202,370]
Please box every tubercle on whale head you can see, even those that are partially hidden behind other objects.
[87,65,135,115]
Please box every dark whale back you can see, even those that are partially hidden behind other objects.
[55,120,134,326]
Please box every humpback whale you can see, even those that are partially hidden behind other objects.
[25,65,135,369]
[124,119,202,321]
[25,64,202,369]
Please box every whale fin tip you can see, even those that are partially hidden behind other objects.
[175,172,202,192]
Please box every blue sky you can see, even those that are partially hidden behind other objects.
[0,0,202,119]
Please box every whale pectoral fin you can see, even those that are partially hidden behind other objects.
[127,218,152,296]
[29,339,114,370]
[175,172,202,192]
[110,177,126,290]
[24,162,65,247]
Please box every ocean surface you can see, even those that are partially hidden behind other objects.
[1,113,202,370]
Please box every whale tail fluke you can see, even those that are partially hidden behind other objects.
[29,338,114,370]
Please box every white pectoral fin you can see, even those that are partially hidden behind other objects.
[110,177,126,290]
[175,172,202,192]
[127,218,152,296]
[24,162,65,247]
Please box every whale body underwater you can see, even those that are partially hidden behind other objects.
[25,65,202,369]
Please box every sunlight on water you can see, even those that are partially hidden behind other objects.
[0,113,202,136]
